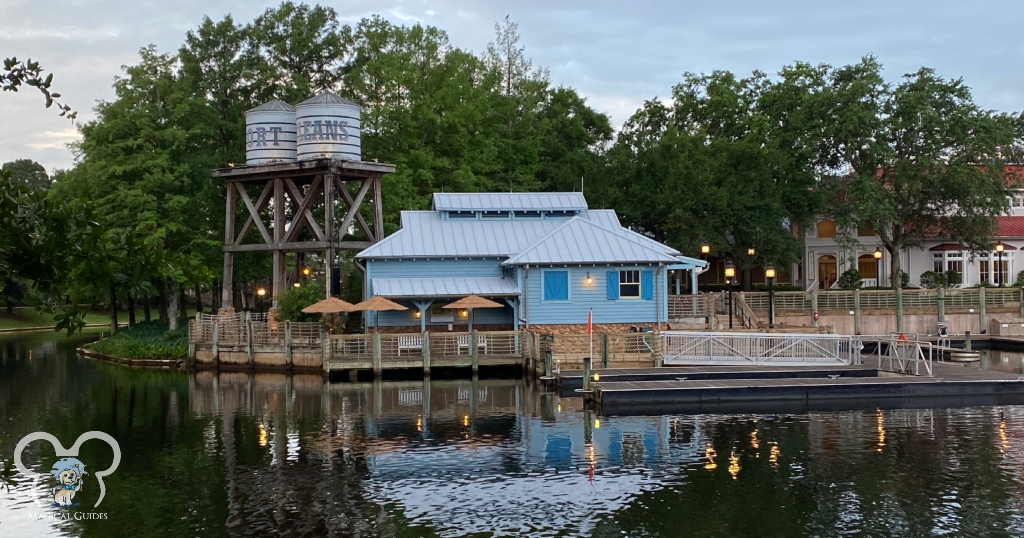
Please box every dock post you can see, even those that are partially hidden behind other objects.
[979,287,987,333]
[470,332,479,374]
[284,321,293,367]
[212,320,219,366]
[601,333,609,369]
[1020,287,1024,318]
[853,289,862,335]
[319,325,327,371]
[245,312,254,366]
[652,332,663,367]
[810,289,819,328]
[372,332,382,377]
[896,288,904,333]
[937,288,945,324]
[422,332,431,376]
[583,357,592,391]
[964,330,972,351]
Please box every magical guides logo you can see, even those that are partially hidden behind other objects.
[13,431,121,508]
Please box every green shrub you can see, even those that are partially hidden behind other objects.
[920,270,943,289]
[90,320,188,360]
[1015,270,1024,287]
[275,280,326,322]
[836,268,862,289]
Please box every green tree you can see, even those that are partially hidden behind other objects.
[819,60,1022,289]
[1,57,75,119]
[2,159,50,192]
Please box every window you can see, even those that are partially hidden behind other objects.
[546,210,576,219]
[946,252,964,282]
[816,219,836,238]
[857,254,878,279]
[428,304,454,323]
[543,271,569,301]
[482,210,509,219]
[447,211,476,219]
[933,253,944,274]
[619,270,641,298]
[514,211,541,219]
[980,259,990,284]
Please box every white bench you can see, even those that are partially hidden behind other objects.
[397,335,423,355]
[457,334,487,354]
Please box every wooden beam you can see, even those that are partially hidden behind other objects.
[222,182,236,309]
[284,176,325,242]
[223,241,373,253]
[273,178,285,298]
[213,159,395,179]
[335,176,375,242]
[235,183,273,245]
[337,177,372,243]
[373,176,384,242]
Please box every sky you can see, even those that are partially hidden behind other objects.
[3,0,1024,174]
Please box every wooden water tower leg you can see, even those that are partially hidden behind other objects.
[373,176,384,242]
[222,182,236,310]
[272,178,286,300]
[324,172,336,298]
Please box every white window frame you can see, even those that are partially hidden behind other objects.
[619,270,641,299]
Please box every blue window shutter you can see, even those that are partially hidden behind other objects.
[641,271,654,300]
[545,271,569,301]
[606,271,619,300]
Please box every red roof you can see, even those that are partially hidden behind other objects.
[996,216,1024,237]
[929,243,966,251]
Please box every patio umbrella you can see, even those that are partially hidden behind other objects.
[301,297,355,314]
[349,295,408,332]
[443,294,503,332]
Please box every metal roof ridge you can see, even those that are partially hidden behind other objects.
[503,217,677,265]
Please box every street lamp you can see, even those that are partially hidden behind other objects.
[725,261,736,329]
[996,242,1005,287]
[302,266,311,277]
[293,282,301,288]
[873,248,882,288]
[256,287,266,314]
[700,242,711,295]
[747,248,756,257]
[765,264,776,329]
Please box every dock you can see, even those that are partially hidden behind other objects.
[573,363,1024,414]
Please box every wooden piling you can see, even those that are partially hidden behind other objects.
[979,287,987,332]
[896,288,904,333]
[853,289,861,335]
[470,332,479,374]
[937,287,945,324]
[245,313,254,366]
[810,289,819,328]
[601,333,609,369]
[422,332,431,376]
[583,357,592,391]
[284,321,293,366]
[212,320,219,366]
[372,332,382,377]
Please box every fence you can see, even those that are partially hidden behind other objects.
[547,332,657,367]
[738,287,1021,312]
[668,295,714,318]
[189,313,324,367]
[326,331,533,368]
[660,331,860,366]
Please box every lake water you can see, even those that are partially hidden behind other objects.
[4,333,1024,537]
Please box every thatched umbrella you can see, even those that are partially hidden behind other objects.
[349,295,408,332]
[443,294,503,332]
[301,297,355,314]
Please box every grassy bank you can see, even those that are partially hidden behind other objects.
[0,306,196,331]
[88,321,189,361]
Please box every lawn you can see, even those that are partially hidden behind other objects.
[0,307,198,331]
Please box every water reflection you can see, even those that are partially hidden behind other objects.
[5,334,1024,536]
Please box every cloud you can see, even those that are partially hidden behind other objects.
[25,129,81,151]
[3,0,1024,173]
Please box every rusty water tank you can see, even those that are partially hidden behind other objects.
[295,92,361,161]
[244,100,297,164]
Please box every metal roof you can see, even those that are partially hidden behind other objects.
[246,99,295,113]
[432,192,588,211]
[502,217,681,265]
[372,277,520,298]
[296,92,359,107]
[361,211,576,258]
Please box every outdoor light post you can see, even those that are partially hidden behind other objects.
[765,264,776,329]
[874,248,882,288]
[701,242,711,295]
[725,261,736,329]
[256,287,266,314]
[996,242,1005,287]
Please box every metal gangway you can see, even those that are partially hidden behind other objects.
[660,332,862,366]
[870,332,934,376]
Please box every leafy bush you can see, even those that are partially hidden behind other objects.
[90,320,188,360]
[920,270,962,289]
[1015,270,1024,287]
[275,280,326,322]
[944,269,962,288]
[836,268,862,289]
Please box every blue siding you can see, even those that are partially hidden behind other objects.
[367,258,502,279]
[523,265,667,325]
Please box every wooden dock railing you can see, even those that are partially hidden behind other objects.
[733,287,1022,312]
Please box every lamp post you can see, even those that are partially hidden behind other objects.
[996,242,1005,287]
[256,287,266,315]
[873,247,882,289]
[725,261,736,329]
[765,264,776,329]
[701,242,711,295]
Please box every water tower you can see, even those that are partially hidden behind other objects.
[216,93,393,308]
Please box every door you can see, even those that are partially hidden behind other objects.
[818,255,838,289]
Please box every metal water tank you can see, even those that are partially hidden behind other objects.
[244,100,297,164]
[295,92,361,161]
